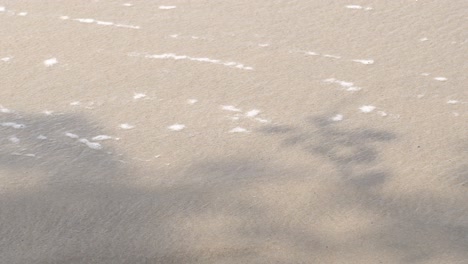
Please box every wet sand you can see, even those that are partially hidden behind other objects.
[1,0,467,263]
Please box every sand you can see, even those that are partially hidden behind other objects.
[1,0,467,263]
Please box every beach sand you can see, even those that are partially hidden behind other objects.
[1,0,467,263]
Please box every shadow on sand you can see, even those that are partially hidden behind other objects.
[1,111,467,263]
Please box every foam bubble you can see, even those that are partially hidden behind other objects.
[229,127,248,133]
[323,54,341,59]
[359,105,376,113]
[345,5,373,10]
[168,124,185,131]
[255,118,270,123]
[96,21,114,26]
[92,135,113,141]
[159,6,176,10]
[353,59,374,65]
[43,58,58,67]
[37,135,47,140]
[0,105,12,113]
[75,18,95,23]
[65,132,79,139]
[119,123,135,129]
[434,77,447,81]
[133,93,146,99]
[331,114,343,121]
[246,109,260,117]
[221,105,242,112]
[78,138,103,150]
[1,57,12,62]
[345,5,363,9]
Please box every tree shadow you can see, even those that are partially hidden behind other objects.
[0,112,285,263]
[1,111,467,263]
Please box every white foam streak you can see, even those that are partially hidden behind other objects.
[159,6,176,10]
[74,18,94,23]
[255,118,269,123]
[323,54,341,59]
[96,21,114,26]
[353,59,374,65]
[346,5,363,9]
[221,105,242,112]
[92,135,113,141]
[78,138,102,150]
[114,24,140,29]
[246,109,260,117]
[65,16,139,29]
[119,123,135,130]
[65,132,79,139]
[131,52,254,70]
[229,127,248,133]
[1,122,25,129]
[345,5,373,10]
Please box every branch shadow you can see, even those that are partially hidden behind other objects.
[255,113,468,263]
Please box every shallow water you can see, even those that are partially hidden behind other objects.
[1,1,467,263]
